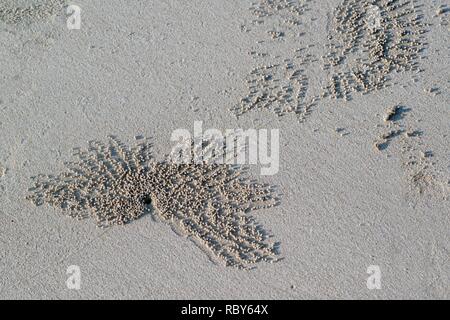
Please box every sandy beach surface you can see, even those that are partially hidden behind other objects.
[0,0,449,299]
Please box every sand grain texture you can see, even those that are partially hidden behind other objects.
[0,0,65,24]
[0,0,448,299]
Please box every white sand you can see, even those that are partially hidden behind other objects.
[0,0,449,299]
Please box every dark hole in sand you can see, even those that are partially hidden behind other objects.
[143,196,152,206]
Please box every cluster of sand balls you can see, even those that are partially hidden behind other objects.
[233,53,319,120]
[236,1,325,121]
[0,0,64,24]
[238,0,429,121]
[235,58,306,116]
[323,0,427,100]
[250,0,310,30]
[373,107,448,198]
[27,136,280,269]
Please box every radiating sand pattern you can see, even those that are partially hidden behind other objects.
[27,136,281,269]
[322,0,428,100]
[235,1,320,120]
[241,1,447,201]
[0,0,64,24]
[233,51,320,121]
[375,106,449,200]
[238,0,430,122]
